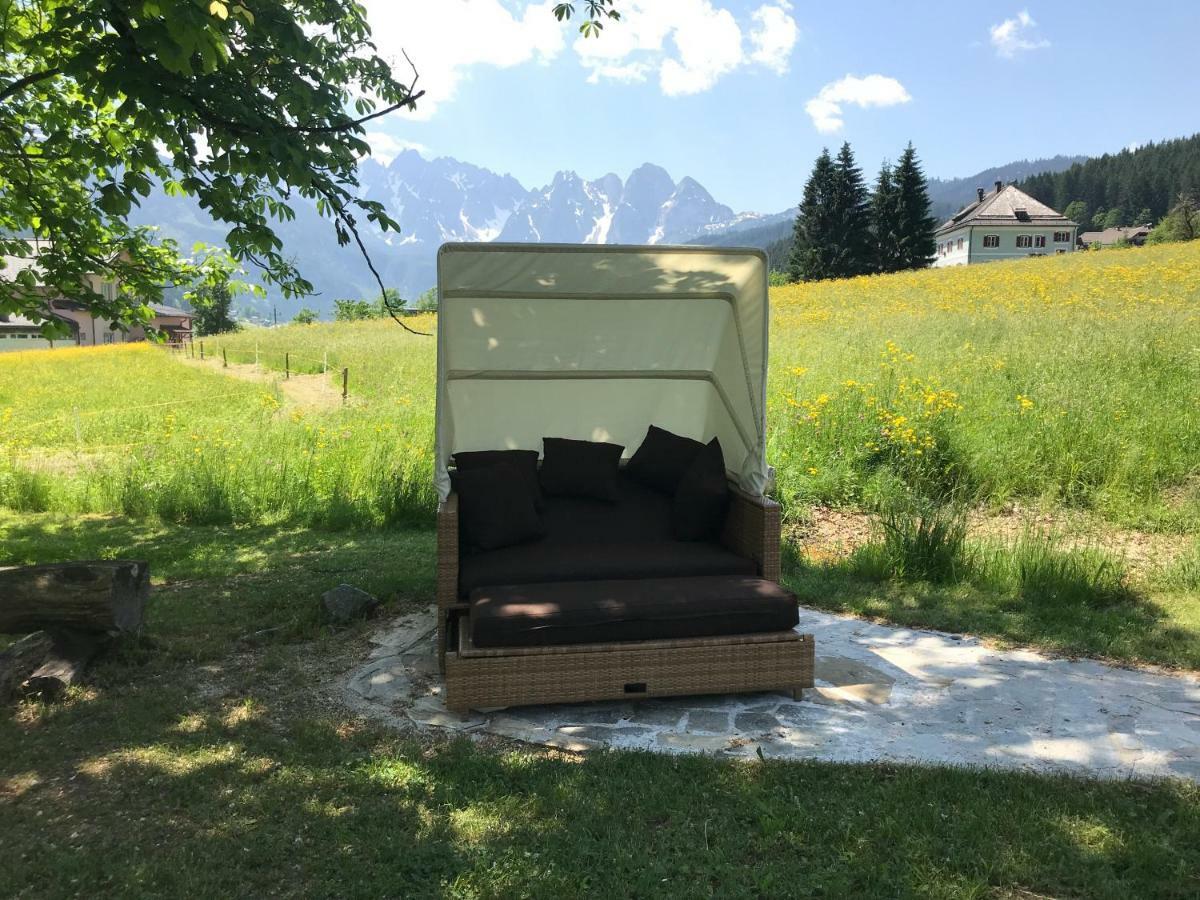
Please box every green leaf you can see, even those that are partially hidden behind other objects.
[209,1,228,20]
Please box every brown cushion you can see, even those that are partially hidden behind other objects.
[452,449,542,510]
[672,437,730,541]
[538,473,674,545]
[453,463,545,552]
[458,540,756,599]
[470,575,798,648]
[539,437,624,502]
[625,425,705,495]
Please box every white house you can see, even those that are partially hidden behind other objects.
[933,181,1077,267]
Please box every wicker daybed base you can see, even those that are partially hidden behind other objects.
[445,621,814,713]
[437,483,815,713]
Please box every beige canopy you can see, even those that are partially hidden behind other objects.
[435,243,770,500]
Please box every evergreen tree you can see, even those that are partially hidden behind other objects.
[1020,134,1200,226]
[892,143,937,270]
[828,142,872,277]
[788,149,839,282]
[870,161,904,274]
[184,246,258,336]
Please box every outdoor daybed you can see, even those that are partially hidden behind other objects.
[434,243,814,713]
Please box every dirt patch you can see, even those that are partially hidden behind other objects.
[787,508,874,565]
[177,355,344,412]
[788,504,1192,582]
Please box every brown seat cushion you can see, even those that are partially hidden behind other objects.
[470,575,798,648]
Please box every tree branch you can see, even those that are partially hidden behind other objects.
[296,92,425,134]
[0,67,61,104]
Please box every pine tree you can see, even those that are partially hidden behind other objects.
[788,148,839,282]
[870,160,903,273]
[828,142,872,277]
[892,143,937,270]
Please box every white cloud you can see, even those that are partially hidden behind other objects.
[803,74,911,134]
[362,132,429,164]
[362,1,566,119]
[989,10,1050,59]
[748,2,798,74]
[574,0,798,96]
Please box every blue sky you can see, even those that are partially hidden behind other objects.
[361,1,1200,212]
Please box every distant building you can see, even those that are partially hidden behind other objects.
[933,181,1077,267]
[1,240,192,351]
[1078,224,1153,248]
[0,311,72,351]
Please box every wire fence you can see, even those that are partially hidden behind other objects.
[165,339,351,401]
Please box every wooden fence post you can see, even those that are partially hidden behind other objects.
[199,341,204,361]
[222,347,228,368]
[285,352,290,379]
[342,367,348,403]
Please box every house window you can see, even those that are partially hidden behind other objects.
[983,234,1000,248]
[101,281,117,301]
[1034,235,1047,248]
[103,332,114,344]
[957,238,964,251]
[1016,235,1033,248]
[1053,231,1071,242]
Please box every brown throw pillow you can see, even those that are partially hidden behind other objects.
[672,438,730,541]
[454,463,545,552]
[625,425,706,496]
[539,437,624,502]
[452,449,543,510]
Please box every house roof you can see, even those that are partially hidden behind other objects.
[151,303,190,318]
[0,313,45,331]
[937,184,1076,235]
[0,310,75,332]
[1078,225,1152,244]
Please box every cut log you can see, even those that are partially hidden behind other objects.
[0,631,53,702]
[22,629,108,700]
[0,560,148,634]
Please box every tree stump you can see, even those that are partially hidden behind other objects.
[0,631,53,703]
[23,629,109,700]
[0,560,149,703]
[0,560,148,634]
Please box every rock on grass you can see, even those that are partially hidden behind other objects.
[321,584,378,625]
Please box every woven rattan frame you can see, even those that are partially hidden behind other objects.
[435,483,812,712]
[446,628,813,713]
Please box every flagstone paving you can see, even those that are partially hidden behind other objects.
[343,604,1200,782]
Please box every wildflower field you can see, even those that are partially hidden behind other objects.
[3,240,1198,532]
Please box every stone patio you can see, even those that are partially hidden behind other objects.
[343,604,1200,782]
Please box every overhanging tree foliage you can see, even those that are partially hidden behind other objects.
[1,1,621,338]
[185,244,259,336]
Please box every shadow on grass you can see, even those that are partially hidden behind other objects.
[2,672,1198,899]
[783,539,1200,669]
[0,512,436,662]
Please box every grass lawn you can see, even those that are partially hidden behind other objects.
[4,512,1200,898]
[4,247,1200,895]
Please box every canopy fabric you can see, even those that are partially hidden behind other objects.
[435,243,770,500]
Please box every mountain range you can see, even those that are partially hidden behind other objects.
[130,150,1089,318]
